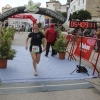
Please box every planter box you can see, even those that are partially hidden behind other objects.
[59,52,66,59]
[0,59,7,68]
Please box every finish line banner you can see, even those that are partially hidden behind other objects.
[74,37,96,60]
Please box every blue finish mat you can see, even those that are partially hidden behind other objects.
[0,46,98,83]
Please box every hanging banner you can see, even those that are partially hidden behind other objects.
[74,37,96,60]
[67,8,71,21]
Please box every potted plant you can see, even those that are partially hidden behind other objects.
[53,34,68,59]
[1,26,15,39]
[1,26,7,37]
[0,27,17,68]
[8,26,16,40]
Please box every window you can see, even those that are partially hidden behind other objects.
[78,0,80,6]
[47,5,48,7]
[71,9,73,12]
[73,5,76,11]
[83,0,84,4]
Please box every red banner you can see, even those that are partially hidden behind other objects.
[10,14,37,24]
[74,37,96,60]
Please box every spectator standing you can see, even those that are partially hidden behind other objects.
[45,23,58,57]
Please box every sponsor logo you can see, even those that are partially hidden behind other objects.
[24,0,41,13]
[80,43,90,50]
[46,9,65,22]
[0,8,18,20]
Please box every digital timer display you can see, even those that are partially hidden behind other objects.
[69,20,97,29]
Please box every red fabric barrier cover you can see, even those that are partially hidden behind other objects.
[74,37,96,60]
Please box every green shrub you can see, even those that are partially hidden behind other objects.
[0,27,16,60]
[53,34,68,53]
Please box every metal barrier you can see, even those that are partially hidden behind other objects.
[66,34,99,76]
[66,34,77,61]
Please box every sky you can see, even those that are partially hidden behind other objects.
[0,0,67,12]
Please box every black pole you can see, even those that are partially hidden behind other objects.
[70,29,90,76]
[79,31,83,67]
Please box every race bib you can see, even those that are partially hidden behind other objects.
[32,46,39,53]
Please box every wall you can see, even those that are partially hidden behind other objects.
[70,0,100,21]
[46,1,66,12]
[86,0,100,17]
[46,2,56,11]
[70,0,86,13]
[60,5,66,12]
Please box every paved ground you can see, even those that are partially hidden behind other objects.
[0,32,100,100]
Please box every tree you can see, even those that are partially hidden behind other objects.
[61,12,67,18]
[71,9,92,21]
[51,18,57,23]
[71,12,78,20]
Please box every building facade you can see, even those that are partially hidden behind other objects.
[1,4,12,27]
[45,0,67,25]
[46,0,66,12]
[70,0,100,21]
[2,4,12,13]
